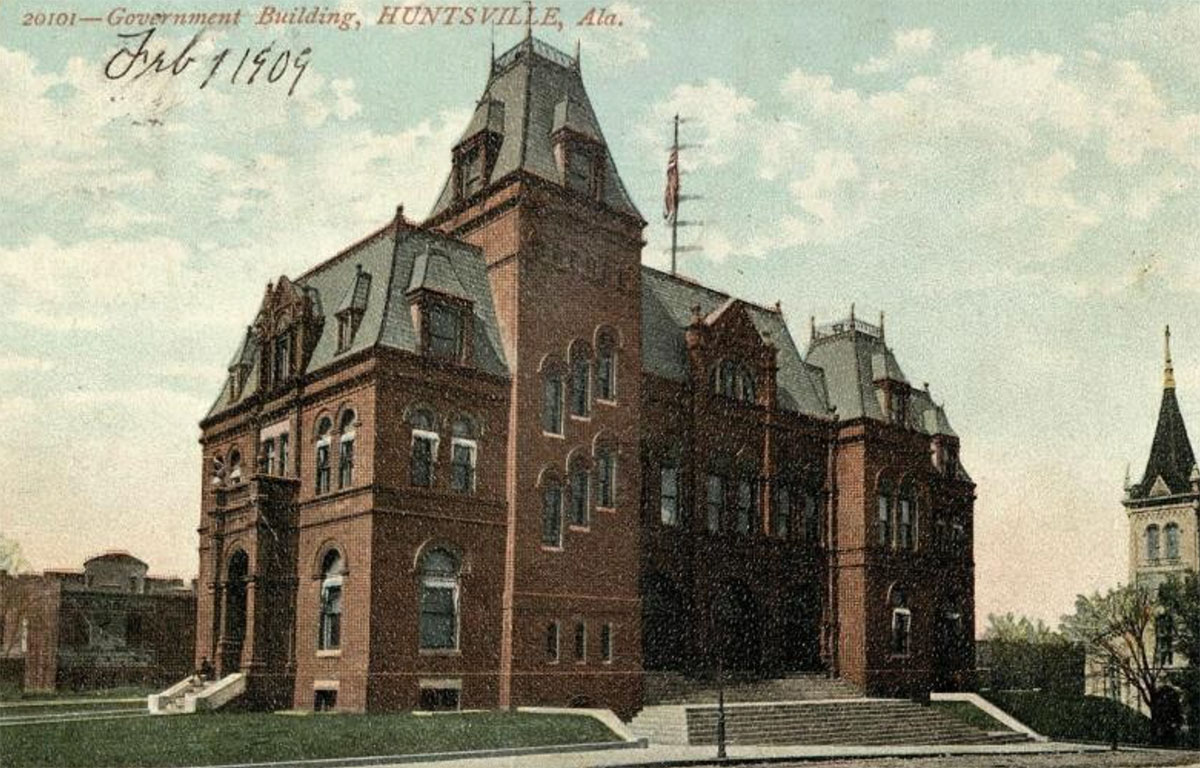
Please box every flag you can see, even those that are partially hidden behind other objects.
[663,147,679,222]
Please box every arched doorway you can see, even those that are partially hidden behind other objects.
[715,580,763,673]
[221,549,249,675]
[642,574,687,670]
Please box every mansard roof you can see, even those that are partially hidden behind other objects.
[205,219,509,419]
[427,37,641,221]
[805,317,958,438]
[640,266,832,418]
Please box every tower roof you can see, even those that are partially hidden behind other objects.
[1131,326,1195,499]
[427,37,642,222]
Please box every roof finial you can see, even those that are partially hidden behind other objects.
[1164,324,1175,389]
[523,0,533,42]
[879,311,885,340]
[575,38,581,68]
[850,302,856,324]
[490,25,496,67]
[810,315,816,341]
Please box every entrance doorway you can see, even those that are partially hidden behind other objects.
[221,549,249,674]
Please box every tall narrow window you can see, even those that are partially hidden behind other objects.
[706,474,724,533]
[574,621,586,662]
[546,622,560,663]
[1155,614,1175,666]
[898,497,914,550]
[338,409,356,489]
[1146,525,1160,561]
[890,588,911,656]
[569,458,590,527]
[543,373,564,435]
[660,463,680,526]
[773,485,791,538]
[595,448,616,509]
[739,370,756,404]
[736,479,755,535]
[410,409,438,487]
[273,333,291,387]
[428,303,463,361]
[804,493,820,545]
[260,439,275,475]
[570,349,591,417]
[228,450,243,484]
[1164,523,1180,560]
[542,481,563,547]
[718,361,737,398]
[595,332,616,401]
[450,417,477,493]
[601,623,613,663]
[315,419,332,494]
[278,433,289,477]
[419,548,460,651]
[318,550,344,651]
[877,491,892,547]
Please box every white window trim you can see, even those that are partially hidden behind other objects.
[260,419,291,442]
[595,453,617,511]
[891,607,912,658]
[450,437,477,493]
[574,622,588,664]
[318,573,343,651]
[418,574,460,653]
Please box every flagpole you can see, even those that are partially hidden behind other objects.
[671,113,679,275]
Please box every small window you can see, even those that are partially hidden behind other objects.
[318,550,344,651]
[717,361,737,398]
[601,623,613,663]
[1155,614,1174,666]
[773,486,790,538]
[260,439,275,475]
[891,609,911,656]
[1146,525,1160,561]
[1164,523,1180,560]
[804,493,820,545]
[419,686,460,712]
[573,621,586,662]
[595,448,616,509]
[272,333,291,386]
[411,409,438,487]
[877,492,892,547]
[315,418,332,494]
[338,410,356,490]
[278,434,289,477]
[543,374,564,435]
[739,370,756,404]
[898,497,914,550]
[546,622,560,663]
[570,350,591,417]
[542,482,563,547]
[569,460,589,528]
[428,303,463,361]
[595,333,616,401]
[228,449,243,484]
[660,463,680,526]
[461,145,484,197]
[736,479,755,535]
[705,474,724,534]
[450,417,477,493]
[314,689,337,712]
[419,548,460,651]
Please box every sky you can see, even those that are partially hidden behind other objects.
[0,0,1197,633]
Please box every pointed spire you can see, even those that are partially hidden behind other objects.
[879,311,885,341]
[523,0,533,42]
[850,303,856,324]
[1164,324,1175,389]
[575,38,581,69]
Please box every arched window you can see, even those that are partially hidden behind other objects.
[542,478,563,547]
[450,417,477,493]
[569,345,591,417]
[705,473,725,534]
[228,449,243,484]
[543,371,564,435]
[568,456,590,528]
[1164,523,1180,560]
[717,360,737,398]
[877,483,892,547]
[890,587,911,656]
[1146,524,1160,561]
[573,621,587,662]
[772,485,791,538]
[595,445,616,509]
[600,622,614,663]
[318,549,345,650]
[739,369,756,404]
[210,454,225,486]
[546,622,560,663]
[315,417,333,494]
[736,477,755,535]
[418,548,460,650]
[595,331,617,401]
[338,409,356,489]
[1155,614,1175,666]
[410,409,438,487]
[898,493,915,550]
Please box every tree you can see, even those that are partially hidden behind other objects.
[1159,573,1200,748]
[0,535,32,658]
[984,612,1064,644]
[0,535,28,576]
[1061,585,1175,744]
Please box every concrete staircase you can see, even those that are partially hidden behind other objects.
[644,672,863,705]
[148,673,245,715]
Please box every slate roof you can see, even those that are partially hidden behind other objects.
[206,223,509,419]
[1131,386,1196,499]
[428,37,641,221]
[640,266,831,418]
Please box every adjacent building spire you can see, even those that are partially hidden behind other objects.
[1164,324,1175,389]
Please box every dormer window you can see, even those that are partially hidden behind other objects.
[461,146,485,197]
[272,332,292,387]
[712,360,757,404]
[428,303,464,361]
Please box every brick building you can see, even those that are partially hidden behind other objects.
[0,552,195,692]
[195,37,976,716]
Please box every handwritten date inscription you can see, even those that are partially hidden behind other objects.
[105,28,311,96]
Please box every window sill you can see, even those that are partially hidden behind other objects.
[567,525,590,533]
[595,506,616,514]
[596,398,618,407]
[316,649,342,658]
[541,431,565,440]
[541,545,564,552]
[419,648,462,657]
[569,414,591,422]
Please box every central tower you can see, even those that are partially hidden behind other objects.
[426,36,647,714]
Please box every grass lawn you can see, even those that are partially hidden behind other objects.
[0,710,619,768]
[982,690,1153,745]
[0,685,157,703]
[931,700,1011,732]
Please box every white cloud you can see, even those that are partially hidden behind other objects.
[644,79,757,170]
[0,355,55,372]
[855,27,937,74]
[578,2,654,71]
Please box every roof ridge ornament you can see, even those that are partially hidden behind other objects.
[1164,324,1175,389]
